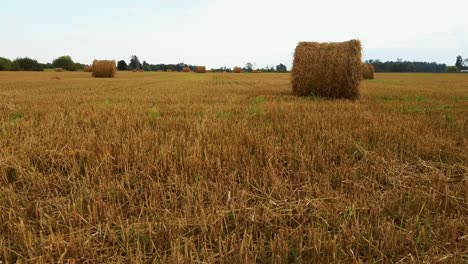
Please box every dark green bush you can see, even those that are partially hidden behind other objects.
[0,57,12,71]
[11,57,44,71]
[52,56,77,71]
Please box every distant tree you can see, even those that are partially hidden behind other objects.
[447,66,460,73]
[0,57,12,71]
[117,60,128,71]
[52,55,76,71]
[406,64,416,72]
[42,63,54,69]
[275,63,287,72]
[129,55,141,71]
[143,63,151,72]
[464,59,468,69]
[244,62,253,73]
[142,61,152,71]
[11,57,43,71]
[455,55,463,70]
[74,63,84,71]
[368,59,447,73]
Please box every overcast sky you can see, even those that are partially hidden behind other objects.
[1,0,467,69]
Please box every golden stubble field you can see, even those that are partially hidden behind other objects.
[0,71,467,263]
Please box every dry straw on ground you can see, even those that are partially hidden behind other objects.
[233,67,241,73]
[196,66,206,73]
[182,67,190,72]
[0,71,467,263]
[291,40,362,99]
[362,63,375,80]
[83,66,92,72]
[92,60,116,78]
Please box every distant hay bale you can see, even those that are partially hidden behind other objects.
[132,69,137,72]
[233,67,241,73]
[92,60,116,78]
[83,66,92,72]
[55,68,63,72]
[291,40,362,99]
[196,66,206,73]
[167,69,173,72]
[362,63,375,80]
[182,67,190,72]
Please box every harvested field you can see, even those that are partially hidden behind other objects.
[0,72,467,263]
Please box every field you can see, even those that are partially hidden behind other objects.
[0,71,467,263]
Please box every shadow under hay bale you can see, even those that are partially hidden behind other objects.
[362,63,375,80]
[291,40,362,100]
[92,60,116,78]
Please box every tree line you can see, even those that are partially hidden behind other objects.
[367,59,448,72]
[117,55,288,73]
[0,56,85,71]
[1,54,466,73]
[367,56,467,73]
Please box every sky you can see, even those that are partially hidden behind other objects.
[1,0,467,69]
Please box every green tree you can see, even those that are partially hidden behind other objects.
[455,55,463,70]
[447,66,460,73]
[244,62,253,73]
[275,63,287,72]
[117,60,128,71]
[129,55,141,70]
[11,58,43,71]
[52,55,76,71]
[142,61,151,71]
[0,57,12,71]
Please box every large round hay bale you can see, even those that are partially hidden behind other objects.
[196,66,206,73]
[362,63,375,80]
[182,67,190,72]
[291,40,362,99]
[92,60,116,78]
[233,67,241,73]
[83,66,92,72]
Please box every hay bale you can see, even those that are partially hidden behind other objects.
[55,68,63,72]
[233,67,241,73]
[291,40,362,99]
[182,67,190,72]
[83,66,92,72]
[196,66,206,73]
[167,69,173,72]
[92,60,116,78]
[362,63,375,80]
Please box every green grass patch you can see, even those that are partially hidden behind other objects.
[9,111,24,121]
[216,109,232,118]
[148,107,162,119]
